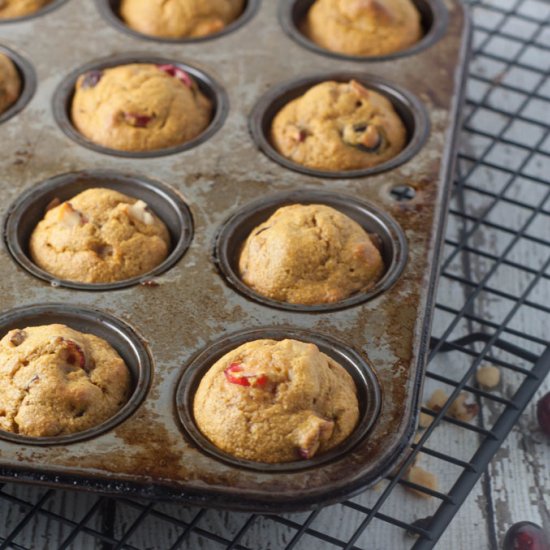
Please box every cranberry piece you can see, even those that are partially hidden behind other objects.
[81,70,103,89]
[224,363,268,387]
[537,392,550,436]
[156,64,192,87]
[124,112,153,128]
[62,339,87,372]
[504,522,550,550]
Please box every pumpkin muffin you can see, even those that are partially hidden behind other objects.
[271,80,407,172]
[0,52,21,115]
[0,0,51,19]
[193,338,359,463]
[119,0,245,39]
[29,187,171,283]
[0,324,131,437]
[303,0,422,57]
[238,204,385,305]
[71,63,212,152]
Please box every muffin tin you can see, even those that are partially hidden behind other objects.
[0,0,470,511]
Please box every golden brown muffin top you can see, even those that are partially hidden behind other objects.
[29,187,171,283]
[0,324,131,437]
[238,203,385,304]
[304,0,422,56]
[193,338,359,463]
[0,0,51,19]
[270,80,407,171]
[71,63,212,152]
[0,52,21,115]
[120,0,245,38]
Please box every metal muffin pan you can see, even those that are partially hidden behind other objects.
[96,0,262,44]
[52,53,229,158]
[0,303,152,446]
[250,71,429,178]
[0,44,36,125]
[280,0,450,62]
[0,0,470,511]
[214,189,408,312]
[177,327,381,472]
[4,169,194,290]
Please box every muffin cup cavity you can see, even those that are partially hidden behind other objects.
[0,45,36,125]
[176,327,381,472]
[96,0,261,44]
[4,169,194,290]
[53,54,228,158]
[279,0,449,62]
[250,73,429,179]
[0,0,69,23]
[214,190,408,312]
[0,303,152,446]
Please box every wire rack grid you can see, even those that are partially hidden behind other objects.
[0,0,549,548]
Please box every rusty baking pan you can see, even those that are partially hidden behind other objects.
[0,0,471,511]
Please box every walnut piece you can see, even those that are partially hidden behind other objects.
[405,466,438,498]
[127,200,154,225]
[476,365,501,389]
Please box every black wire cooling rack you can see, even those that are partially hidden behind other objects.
[1,0,549,548]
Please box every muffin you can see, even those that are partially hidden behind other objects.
[238,204,385,305]
[0,0,51,19]
[29,187,171,283]
[71,63,212,152]
[193,338,359,463]
[303,0,422,57]
[119,0,245,39]
[0,324,131,437]
[0,52,21,115]
[271,80,407,172]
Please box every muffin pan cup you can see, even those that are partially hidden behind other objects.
[0,44,36,125]
[52,53,229,158]
[0,0,471,511]
[177,327,382,472]
[214,189,408,311]
[250,72,429,178]
[4,169,194,290]
[96,0,262,44]
[280,0,450,62]
[0,303,153,446]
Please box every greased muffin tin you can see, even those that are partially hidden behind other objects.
[0,0,470,511]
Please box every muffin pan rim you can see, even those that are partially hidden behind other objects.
[0,0,70,24]
[95,0,262,45]
[0,302,153,446]
[213,189,408,312]
[3,169,194,291]
[176,327,382,473]
[52,53,229,159]
[279,0,449,63]
[0,44,37,125]
[249,71,430,179]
